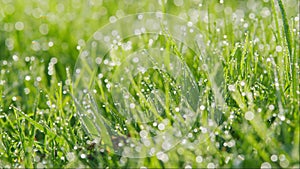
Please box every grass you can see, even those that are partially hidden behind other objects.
[0,0,299,168]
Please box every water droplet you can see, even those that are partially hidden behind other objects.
[15,21,24,31]
[245,111,254,120]
[270,154,278,162]
[118,142,124,147]
[240,81,246,86]
[129,103,135,109]
[249,13,255,19]
[132,57,139,63]
[48,41,54,47]
[187,21,193,27]
[158,123,165,130]
[228,84,236,92]
[25,75,31,81]
[268,105,275,111]
[138,14,143,20]
[80,154,86,159]
[103,59,109,65]
[260,162,271,169]
[12,55,19,61]
[207,162,215,168]
[279,160,289,168]
[278,114,285,121]
[109,16,117,23]
[12,96,17,101]
[279,154,286,161]
[24,88,30,95]
[185,165,192,169]
[227,140,235,147]
[200,127,207,133]
[139,130,148,138]
[153,122,157,127]
[276,46,282,52]
[156,152,169,162]
[196,155,203,163]
[200,105,205,111]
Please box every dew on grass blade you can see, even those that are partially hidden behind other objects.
[80,154,86,159]
[270,154,278,162]
[15,21,24,31]
[228,84,236,92]
[73,13,226,158]
[260,162,271,169]
[12,96,17,101]
[245,111,254,121]
[158,123,165,131]
[207,163,215,168]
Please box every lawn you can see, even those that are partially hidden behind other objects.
[0,0,299,168]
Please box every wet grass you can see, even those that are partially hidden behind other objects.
[0,0,299,168]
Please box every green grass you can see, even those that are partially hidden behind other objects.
[0,0,299,168]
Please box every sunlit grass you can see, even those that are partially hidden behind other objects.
[0,0,299,168]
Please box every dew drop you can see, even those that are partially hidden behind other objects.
[276,46,282,52]
[187,21,193,27]
[130,103,135,109]
[268,105,275,111]
[80,154,86,159]
[48,41,54,47]
[139,130,148,138]
[185,165,192,169]
[260,162,271,169]
[12,96,17,101]
[200,105,205,111]
[245,111,254,120]
[132,57,139,63]
[270,154,278,162]
[24,88,30,95]
[240,81,246,86]
[228,84,236,92]
[25,75,31,81]
[15,21,24,31]
[158,123,165,130]
[12,55,19,61]
[156,152,169,162]
[153,122,157,127]
[109,16,117,23]
[138,14,143,20]
[207,163,215,168]
[196,155,203,163]
[66,152,75,161]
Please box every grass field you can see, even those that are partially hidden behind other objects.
[0,0,299,168]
